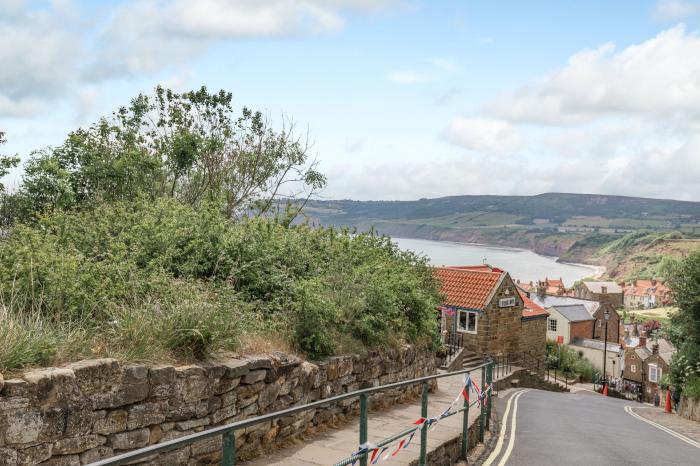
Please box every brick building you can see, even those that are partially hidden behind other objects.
[434,265,548,370]
[623,336,674,402]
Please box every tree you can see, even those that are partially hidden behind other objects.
[664,251,700,387]
[17,86,325,221]
[0,131,20,192]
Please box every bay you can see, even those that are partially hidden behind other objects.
[393,237,600,286]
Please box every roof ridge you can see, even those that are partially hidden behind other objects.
[436,266,503,275]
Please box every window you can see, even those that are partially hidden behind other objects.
[499,297,516,308]
[548,318,558,332]
[649,364,660,383]
[458,310,477,334]
[631,364,636,373]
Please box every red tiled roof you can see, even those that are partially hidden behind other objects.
[448,265,504,273]
[518,288,549,318]
[433,267,503,310]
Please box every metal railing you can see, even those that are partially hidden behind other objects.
[439,331,463,367]
[89,361,494,466]
[491,353,512,379]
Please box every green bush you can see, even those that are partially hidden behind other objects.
[684,376,700,399]
[0,199,441,369]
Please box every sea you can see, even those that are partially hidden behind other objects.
[392,237,600,286]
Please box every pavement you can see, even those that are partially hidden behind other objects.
[243,367,510,466]
[486,389,699,466]
[629,406,700,444]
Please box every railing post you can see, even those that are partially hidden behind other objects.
[461,374,469,460]
[486,362,493,430]
[479,365,486,442]
[360,393,368,466]
[222,430,235,466]
[419,381,429,466]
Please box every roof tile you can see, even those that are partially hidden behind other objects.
[433,267,503,310]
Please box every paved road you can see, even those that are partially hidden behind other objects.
[486,389,699,466]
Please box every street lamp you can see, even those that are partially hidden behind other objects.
[602,308,610,395]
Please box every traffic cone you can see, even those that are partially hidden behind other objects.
[603,384,608,397]
[665,390,672,413]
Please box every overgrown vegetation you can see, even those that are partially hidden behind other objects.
[545,341,597,382]
[664,250,700,395]
[0,88,441,372]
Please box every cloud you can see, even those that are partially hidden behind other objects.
[426,57,458,71]
[441,117,522,153]
[484,26,700,125]
[386,71,432,84]
[652,0,699,21]
[0,0,404,117]
[342,138,364,152]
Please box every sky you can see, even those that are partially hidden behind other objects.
[2,0,700,201]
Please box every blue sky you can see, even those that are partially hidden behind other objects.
[2,0,700,200]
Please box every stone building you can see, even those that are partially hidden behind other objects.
[434,265,548,370]
[622,336,674,402]
[573,281,623,308]
[623,279,671,309]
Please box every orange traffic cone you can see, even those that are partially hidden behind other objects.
[603,384,608,397]
[665,390,672,413]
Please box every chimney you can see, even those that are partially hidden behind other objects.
[601,285,608,294]
[652,343,659,355]
[639,334,647,348]
[632,321,639,337]
[537,281,546,298]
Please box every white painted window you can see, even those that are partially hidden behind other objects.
[631,364,636,373]
[548,318,558,332]
[649,364,660,383]
[458,310,477,334]
[499,296,516,308]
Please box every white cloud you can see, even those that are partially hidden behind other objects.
[484,26,700,125]
[441,117,522,153]
[0,0,404,117]
[426,57,458,71]
[386,71,431,84]
[652,0,699,21]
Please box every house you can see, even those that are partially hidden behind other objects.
[545,304,594,345]
[434,265,548,370]
[516,277,567,296]
[573,281,623,307]
[622,335,675,402]
[521,289,621,344]
[569,338,623,378]
[623,279,672,309]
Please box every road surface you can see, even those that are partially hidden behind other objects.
[484,389,699,465]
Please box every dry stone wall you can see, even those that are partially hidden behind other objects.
[0,346,436,466]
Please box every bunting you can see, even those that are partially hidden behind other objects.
[344,373,492,464]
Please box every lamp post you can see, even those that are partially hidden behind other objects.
[602,308,610,394]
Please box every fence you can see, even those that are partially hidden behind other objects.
[438,332,463,367]
[89,361,495,466]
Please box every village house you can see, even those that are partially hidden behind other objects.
[519,286,621,344]
[622,279,671,309]
[516,277,568,296]
[622,334,675,402]
[573,281,624,307]
[434,265,548,370]
[569,337,623,379]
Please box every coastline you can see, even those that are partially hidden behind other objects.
[392,236,605,280]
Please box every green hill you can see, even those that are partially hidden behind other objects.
[302,193,700,278]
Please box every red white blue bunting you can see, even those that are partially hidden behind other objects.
[347,374,492,464]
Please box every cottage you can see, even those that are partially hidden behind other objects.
[545,304,595,345]
[573,281,624,307]
[434,265,548,370]
[622,335,675,402]
[569,337,623,378]
[623,279,671,309]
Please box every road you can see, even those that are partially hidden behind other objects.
[483,389,699,466]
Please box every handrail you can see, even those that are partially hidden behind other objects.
[89,361,493,466]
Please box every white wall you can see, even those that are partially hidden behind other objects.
[545,307,571,344]
[570,344,622,378]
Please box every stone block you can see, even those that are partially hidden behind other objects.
[92,410,127,435]
[79,446,113,464]
[236,381,264,399]
[219,390,236,408]
[221,360,249,379]
[52,434,105,455]
[190,436,221,457]
[2,379,29,398]
[23,369,79,409]
[214,378,240,396]
[245,356,272,371]
[0,397,29,412]
[148,425,163,444]
[109,428,150,450]
[127,402,167,430]
[154,447,190,465]
[237,395,258,409]
[4,411,42,445]
[241,370,266,385]
[210,404,236,425]
[63,410,102,437]
[92,382,149,410]
[67,359,120,397]
[17,443,52,464]
[257,383,280,411]
[122,366,148,385]
[173,367,210,403]
[37,455,80,466]
[0,448,18,466]
[175,418,210,432]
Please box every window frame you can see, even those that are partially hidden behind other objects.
[649,364,659,383]
[631,364,637,373]
[548,318,558,332]
[457,310,478,334]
